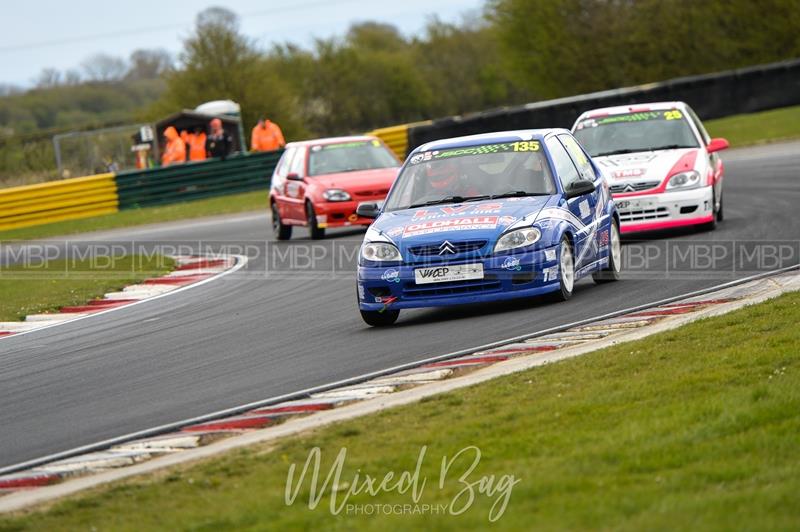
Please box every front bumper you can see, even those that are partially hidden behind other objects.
[314,200,375,228]
[357,245,563,311]
[615,186,714,233]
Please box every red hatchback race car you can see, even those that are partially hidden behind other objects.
[269,136,401,240]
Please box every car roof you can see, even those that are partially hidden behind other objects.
[414,128,570,153]
[575,101,689,121]
[286,135,378,149]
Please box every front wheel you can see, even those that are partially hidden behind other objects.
[548,236,575,302]
[306,202,326,240]
[593,220,621,283]
[360,309,399,327]
[271,202,292,240]
[703,188,718,231]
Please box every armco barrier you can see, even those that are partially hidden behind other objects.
[367,121,430,162]
[115,150,282,209]
[0,173,117,231]
[407,57,800,151]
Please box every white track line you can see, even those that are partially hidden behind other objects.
[0,254,248,343]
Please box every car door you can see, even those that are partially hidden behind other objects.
[271,147,294,220]
[686,105,723,201]
[559,134,603,267]
[283,146,308,222]
[545,136,596,270]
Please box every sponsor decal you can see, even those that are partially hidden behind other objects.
[319,140,371,150]
[544,266,559,282]
[544,249,557,261]
[579,200,591,219]
[471,202,503,214]
[381,268,401,283]
[499,216,516,226]
[440,205,471,216]
[357,284,365,300]
[611,168,646,179]
[408,141,541,165]
[577,110,685,130]
[597,229,610,247]
[387,226,404,237]
[413,203,505,222]
[403,216,498,236]
[502,256,522,271]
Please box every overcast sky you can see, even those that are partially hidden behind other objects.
[0,0,485,87]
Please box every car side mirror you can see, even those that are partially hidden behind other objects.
[707,137,729,154]
[356,201,381,219]
[565,179,596,199]
[286,172,303,181]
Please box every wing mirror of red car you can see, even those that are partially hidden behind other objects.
[286,172,304,181]
[707,138,729,154]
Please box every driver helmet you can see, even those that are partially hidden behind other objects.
[426,159,459,190]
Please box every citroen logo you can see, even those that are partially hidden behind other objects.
[623,184,636,192]
[439,240,457,255]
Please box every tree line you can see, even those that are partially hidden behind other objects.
[1,0,798,185]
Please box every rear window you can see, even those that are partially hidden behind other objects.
[308,140,398,176]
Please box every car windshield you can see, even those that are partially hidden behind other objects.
[307,140,398,176]
[573,109,700,157]
[383,140,556,211]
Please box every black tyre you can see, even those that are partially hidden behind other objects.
[548,236,575,302]
[703,188,718,231]
[360,309,399,327]
[306,202,326,240]
[271,202,292,240]
[593,220,621,283]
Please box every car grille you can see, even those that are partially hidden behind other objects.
[619,207,669,222]
[408,240,488,257]
[610,181,660,194]
[402,276,501,298]
[354,188,390,198]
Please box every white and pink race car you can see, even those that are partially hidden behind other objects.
[572,101,728,233]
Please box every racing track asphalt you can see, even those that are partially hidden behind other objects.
[1,141,798,469]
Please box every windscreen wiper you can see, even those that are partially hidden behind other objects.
[489,190,550,199]
[593,148,640,156]
[647,144,697,150]
[407,195,496,208]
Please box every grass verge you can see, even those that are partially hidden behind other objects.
[0,190,267,242]
[0,255,173,321]
[2,292,798,530]
[705,104,800,147]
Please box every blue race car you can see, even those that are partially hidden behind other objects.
[354,129,621,326]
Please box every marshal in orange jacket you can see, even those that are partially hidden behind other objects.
[250,119,285,152]
[161,126,186,166]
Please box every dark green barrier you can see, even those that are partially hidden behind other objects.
[115,150,283,209]
[408,57,800,150]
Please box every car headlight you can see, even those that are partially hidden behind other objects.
[493,227,541,253]
[361,242,401,262]
[666,170,701,191]
[323,189,351,201]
